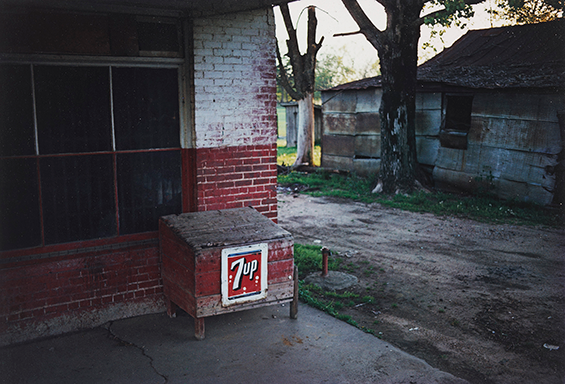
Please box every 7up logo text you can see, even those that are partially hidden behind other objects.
[221,244,268,306]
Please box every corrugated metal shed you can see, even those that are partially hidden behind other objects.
[321,19,564,205]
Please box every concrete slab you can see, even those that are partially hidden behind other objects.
[0,304,469,384]
[304,271,359,291]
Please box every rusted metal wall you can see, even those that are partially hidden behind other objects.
[433,92,562,205]
[321,87,563,204]
[321,89,441,176]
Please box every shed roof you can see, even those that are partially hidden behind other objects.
[328,19,565,91]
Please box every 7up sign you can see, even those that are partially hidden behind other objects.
[221,243,268,306]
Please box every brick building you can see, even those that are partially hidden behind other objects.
[0,0,293,345]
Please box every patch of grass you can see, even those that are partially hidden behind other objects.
[294,243,341,279]
[324,291,360,299]
[277,145,321,167]
[277,171,563,227]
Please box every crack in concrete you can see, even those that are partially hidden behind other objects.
[103,321,168,383]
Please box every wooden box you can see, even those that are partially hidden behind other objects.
[159,207,296,339]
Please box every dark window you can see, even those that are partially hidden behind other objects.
[41,154,116,244]
[440,95,473,150]
[113,67,180,150]
[35,66,112,154]
[117,151,181,234]
[0,64,182,251]
[0,158,41,250]
[0,65,35,156]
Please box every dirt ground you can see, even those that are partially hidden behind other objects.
[277,190,565,384]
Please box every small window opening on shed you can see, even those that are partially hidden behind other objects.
[440,95,473,150]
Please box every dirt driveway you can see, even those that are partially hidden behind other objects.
[277,191,565,384]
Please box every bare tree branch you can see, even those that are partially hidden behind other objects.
[340,0,384,51]
[275,44,303,100]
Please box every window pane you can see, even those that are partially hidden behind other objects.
[41,154,116,244]
[35,66,112,154]
[0,158,41,251]
[113,67,180,150]
[0,65,35,156]
[117,151,181,234]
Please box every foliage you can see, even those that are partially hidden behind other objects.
[488,0,564,24]
[278,170,563,227]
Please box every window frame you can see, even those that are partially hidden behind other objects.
[439,93,474,150]
[0,55,191,256]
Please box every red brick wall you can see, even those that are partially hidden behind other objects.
[196,144,278,221]
[0,242,164,345]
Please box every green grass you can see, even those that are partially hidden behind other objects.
[277,145,321,167]
[293,243,341,279]
[278,170,563,227]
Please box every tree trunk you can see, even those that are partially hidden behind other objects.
[293,93,315,167]
[377,8,421,194]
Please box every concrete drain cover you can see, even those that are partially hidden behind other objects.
[304,271,358,291]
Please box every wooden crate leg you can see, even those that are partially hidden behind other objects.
[194,317,205,340]
[290,265,298,319]
[166,298,178,318]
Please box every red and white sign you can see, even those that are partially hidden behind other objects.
[221,243,268,306]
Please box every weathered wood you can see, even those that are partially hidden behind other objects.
[160,208,296,335]
[321,154,354,170]
[354,135,380,158]
[416,136,439,166]
[469,117,561,155]
[194,317,205,341]
[322,92,357,113]
[353,158,380,177]
[415,109,441,135]
[355,89,381,113]
[196,281,295,318]
[290,265,298,320]
[355,113,380,134]
[323,113,356,135]
[472,93,561,123]
[323,135,355,156]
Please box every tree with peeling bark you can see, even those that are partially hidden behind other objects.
[338,0,549,194]
[276,4,323,168]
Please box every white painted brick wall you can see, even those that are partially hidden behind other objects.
[193,8,278,148]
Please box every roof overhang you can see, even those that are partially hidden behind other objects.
[0,0,297,16]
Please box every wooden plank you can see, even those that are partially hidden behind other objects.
[415,110,441,136]
[469,117,561,155]
[355,113,380,134]
[416,137,439,166]
[159,221,195,271]
[194,249,221,274]
[323,113,356,135]
[323,135,355,156]
[352,158,380,177]
[472,93,560,123]
[416,92,441,110]
[195,270,221,297]
[268,259,294,284]
[196,281,294,318]
[162,255,195,294]
[354,135,380,158]
[322,91,357,113]
[268,239,294,262]
[355,89,381,113]
[322,154,353,171]
[163,277,196,317]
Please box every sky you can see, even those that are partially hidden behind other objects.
[274,0,505,76]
